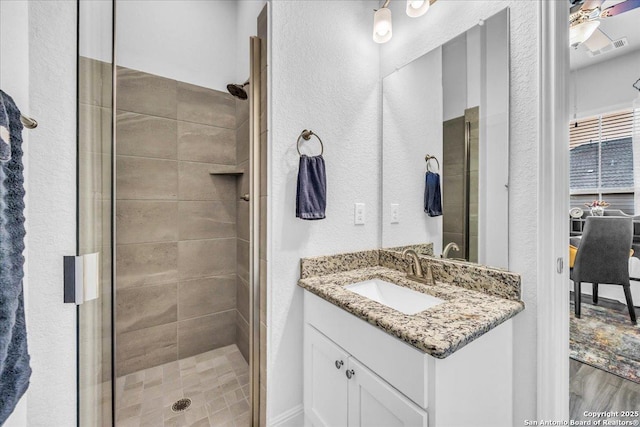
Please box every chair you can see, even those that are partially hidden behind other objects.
[570,216,636,324]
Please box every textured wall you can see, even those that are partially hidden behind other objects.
[268,0,381,422]
[115,65,241,376]
[26,1,78,426]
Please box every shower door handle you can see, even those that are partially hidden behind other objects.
[240,194,250,201]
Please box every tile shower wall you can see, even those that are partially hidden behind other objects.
[115,65,244,376]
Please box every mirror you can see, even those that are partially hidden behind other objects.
[381,8,510,269]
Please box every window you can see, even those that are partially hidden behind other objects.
[570,109,635,214]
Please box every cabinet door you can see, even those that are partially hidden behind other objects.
[347,358,428,427]
[304,325,349,427]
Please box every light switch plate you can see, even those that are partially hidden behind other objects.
[390,203,399,224]
[354,203,365,225]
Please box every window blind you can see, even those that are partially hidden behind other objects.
[570,109,634,148]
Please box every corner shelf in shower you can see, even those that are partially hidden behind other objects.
[209,166,244,176]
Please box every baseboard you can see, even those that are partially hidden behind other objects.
[270,404,304,427]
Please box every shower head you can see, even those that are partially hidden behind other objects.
[226,81,249,100]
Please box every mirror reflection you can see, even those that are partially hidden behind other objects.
[381,8,510,269]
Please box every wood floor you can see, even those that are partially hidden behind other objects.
[570,293,640,421]
[570,360,640,420]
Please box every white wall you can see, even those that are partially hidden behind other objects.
[112,1,266,92]
[26,1,78,426]
[236,1,268,83]
[115,0,237,91]
[268,0,380,422]
[78,0,112,63]
[382,48,443,254]
[570,49,640,118]
[0,0,30,425]
[380,2,539,424]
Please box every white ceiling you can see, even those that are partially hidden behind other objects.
[570,0,640,70]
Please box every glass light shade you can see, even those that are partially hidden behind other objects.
[406,0,430,17]
[569,20,600,47]
[373,7,393,44]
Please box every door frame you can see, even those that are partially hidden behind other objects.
[537,0,570,421]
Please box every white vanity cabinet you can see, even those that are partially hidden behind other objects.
[305,325,349,426]
[305,324,429,427]
[303,291,514,427]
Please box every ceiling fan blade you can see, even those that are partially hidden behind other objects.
[582,28,612,51]
[601,0,640,16]
[581,0,605,11]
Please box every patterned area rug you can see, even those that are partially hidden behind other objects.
[570,301,640,384]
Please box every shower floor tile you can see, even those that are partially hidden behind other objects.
[116,344,250,427]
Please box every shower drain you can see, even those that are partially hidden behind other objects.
[171,398,192,413]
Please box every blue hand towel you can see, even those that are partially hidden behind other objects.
[296,155,326,220]
[424,171,442,217]
[0,90,31,425]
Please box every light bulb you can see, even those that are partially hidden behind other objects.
[569,20,600,48]
[406,0,430,17]
[373,7,393,43]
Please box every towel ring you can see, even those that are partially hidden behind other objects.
[297,129,324,156]
[425,155,440,172]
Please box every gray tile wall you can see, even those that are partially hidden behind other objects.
[115,65,245,376]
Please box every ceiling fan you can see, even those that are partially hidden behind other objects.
[569,0,640,50]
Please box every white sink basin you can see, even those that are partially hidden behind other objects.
[345,278,444,315]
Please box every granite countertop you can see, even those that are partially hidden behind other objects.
[298,263,524,358]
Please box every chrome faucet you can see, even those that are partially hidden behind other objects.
[441,242,460,259]
[402,249,435,285]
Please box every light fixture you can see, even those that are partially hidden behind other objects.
[406,0,430,18]
[569,20,600,48]
[373,0,436,44]
[373,5,393,44]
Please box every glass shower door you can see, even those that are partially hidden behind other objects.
[77,1,114,425]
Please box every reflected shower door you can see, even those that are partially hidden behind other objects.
[77,0,115,425]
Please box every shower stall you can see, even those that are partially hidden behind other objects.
[76,2,268,426]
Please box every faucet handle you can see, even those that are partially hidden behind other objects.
[424,262,435,285]
[402,249,423,278]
